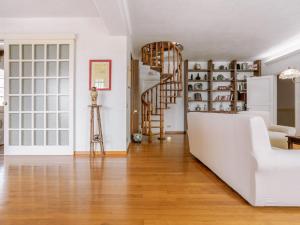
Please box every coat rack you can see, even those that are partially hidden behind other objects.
[89,87,105,156]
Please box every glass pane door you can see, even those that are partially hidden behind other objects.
[4,40,73,155]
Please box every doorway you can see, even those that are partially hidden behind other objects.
[2,39,74,155]
[130,58,140,135]
[277,78,295,127]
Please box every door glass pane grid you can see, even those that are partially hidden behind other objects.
[9,45,20,60]
[8,43,70,147]
[34,44,45,60]
[22,44,33,60]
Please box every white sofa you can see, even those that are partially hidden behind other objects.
[187,112,300,206]
[239,111,296,149]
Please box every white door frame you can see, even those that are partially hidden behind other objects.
[3,38,75,155]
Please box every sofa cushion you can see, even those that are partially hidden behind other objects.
[269,131,288,149]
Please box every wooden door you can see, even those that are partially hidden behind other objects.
[130,59,140,134]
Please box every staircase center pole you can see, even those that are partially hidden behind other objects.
[159,79,165,140]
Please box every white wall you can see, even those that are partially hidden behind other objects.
[262,53,300,134]
[140,63,185,132]
[0,18,129,151]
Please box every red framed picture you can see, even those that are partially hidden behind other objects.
[89,59,112,90]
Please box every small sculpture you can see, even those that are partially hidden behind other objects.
[195,105,201,111]
[190,74,194,80]
[194,63,201,70]
[90,87,98,106]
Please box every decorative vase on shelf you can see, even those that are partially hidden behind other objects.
[195,73,201,80]
[90,87,98,106]
[194,93,202,101]
[195,105,201,111]
[219,102,224,111]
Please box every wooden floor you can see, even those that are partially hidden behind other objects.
[0,134,300,225]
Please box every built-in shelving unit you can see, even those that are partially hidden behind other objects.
[184,59,261,129]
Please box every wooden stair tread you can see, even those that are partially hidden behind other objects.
[151,113,161,115]
[164,81,181,84]
[160,73,173,80]
[156,107,170,109]
[160,88,181,91]
[160,101,175,104]
[142,132,160,136]
[150,66,162,72]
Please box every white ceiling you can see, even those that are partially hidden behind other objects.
[0,0,99,17]
[1,0,300,60]
[127,0,300,60]
[0,0,130,35]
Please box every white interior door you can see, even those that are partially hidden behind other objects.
[247,75,277,124]
[4,40,74,155]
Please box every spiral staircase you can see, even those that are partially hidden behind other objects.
[141,41,183,142]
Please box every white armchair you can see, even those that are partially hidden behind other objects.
[268,124,295,135]
[239,111,296,149]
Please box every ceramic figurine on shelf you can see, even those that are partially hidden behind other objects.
[190,74,194,80]
[219,65,225,70]
[219,102,224,111]
[195,105,201,111]
[194,63,201,70]
[90,87,98,106]
[194,93,202,101]
[204,74,207,80]
[195,73,201,80]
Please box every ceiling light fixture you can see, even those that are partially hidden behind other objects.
[279,68,300,80]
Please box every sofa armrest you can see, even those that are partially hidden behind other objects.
[254,150,300,206]
[268,125,296,136]
[257,150,300,171]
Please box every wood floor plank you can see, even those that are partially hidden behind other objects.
[0,134,299,224]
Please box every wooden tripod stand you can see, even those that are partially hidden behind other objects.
[89,105,105,156]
